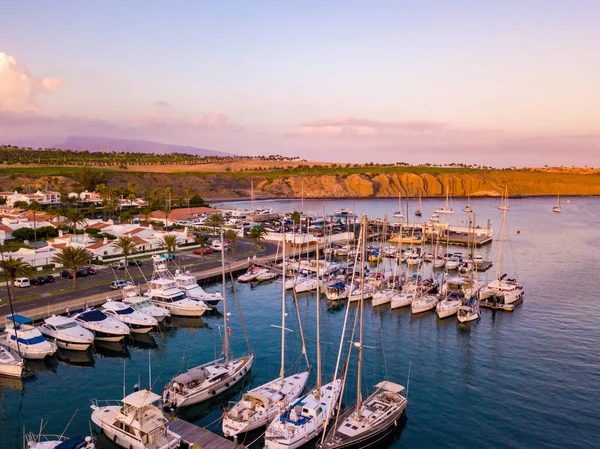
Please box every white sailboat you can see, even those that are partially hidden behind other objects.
[163,229,254,409]
[434,183,454,214]
[553,193,561,213]
[320,216,408,448]
[415,191,422,217]
[265,243,342,449]
[497,186,509,210]
[457,213,481,323]
[463,194,473,213]
[393,193,404,219]
[223,240,310,437]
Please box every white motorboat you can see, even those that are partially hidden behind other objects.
[405,254,422,266]
[121,286,170,322]
[393,211,404,219]
[73,309,130,342]
[411,293,438,314]
[238,265,260,283]
[335,208,353,216]
[39,315,94,351]
[256,268,278,282]
[445,256,461,270]
[101,301,157,334]
[91,389,181,449]
[174,270,222,307]
[319,381,408,449]
[432,256,446,268]
[294,275,320,293]
[146,256,208,316]
[1,314,56,359]
[223,239,310,437]
[0,345,24,378]
[436,292,463,319]
[25,432,94,449]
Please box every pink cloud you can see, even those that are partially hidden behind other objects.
[289,117,447,137]
[137,112,242,131]
[0,52,63,113]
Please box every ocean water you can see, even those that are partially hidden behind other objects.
[1,196,599,448]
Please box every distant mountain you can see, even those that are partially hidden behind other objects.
[53,135,233,157]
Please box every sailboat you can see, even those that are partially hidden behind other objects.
[497,186,509,210]
[162,229,254,409]
[393,193,404,219]
[479,207,524,306]
[463,194,473,213]
[222,238,310,437]
[434,183,454,214]
[415,192,422,216]
[553,193,561,213]
[319,215,408,448]
[457,213,481,323]
[265,243,342,449]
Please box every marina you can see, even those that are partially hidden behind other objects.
[0,196,598,449]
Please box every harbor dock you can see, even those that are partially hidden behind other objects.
[169,418,246,449]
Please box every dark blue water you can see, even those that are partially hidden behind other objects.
[1,197,599,448]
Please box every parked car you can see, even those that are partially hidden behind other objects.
[193,248,214,256]
[14,277,31,288]
[128,260,143,267]
[159,253,175,260]
[111,262,126,270]
[61,269,88,279]
[76,269,89,277]
[29,276,47,286]
[211,240,229,252]
[110,280,134,290]
[42,274,55,283]
[83,266,97,275]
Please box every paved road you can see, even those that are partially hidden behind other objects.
[0,239,280,316]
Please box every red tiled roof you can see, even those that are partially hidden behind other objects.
[131,236,149,245]
[150,207,220,220]
[0,224,14,232]
[86,222,111,230]
[86,241,112,250]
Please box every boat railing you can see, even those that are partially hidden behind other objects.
[90,398,123,409]
[25,432,70,443]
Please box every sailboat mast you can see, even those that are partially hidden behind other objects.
[280,231,286,384]
[316,242,322,396]
[220,227,229,363]
[356,215,367,415]
[497,206,506,279]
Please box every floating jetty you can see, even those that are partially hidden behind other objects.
[480,295,523,312]
[169,418,246,449]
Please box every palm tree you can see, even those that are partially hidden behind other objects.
[206,213,224,235]
[160,234,178,261]
[249,225,268,249]
[290,211,301,232]
[63,207,86,242]
[28,200,42,245]
[195,234,210,261]
[0,256,34,301]
[223,229,239,254]
[111,236,138,272]
[52,246,92,288]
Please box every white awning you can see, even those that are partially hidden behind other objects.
[122,390,161,408]
[375,381,406,394]
[243,391,271,406]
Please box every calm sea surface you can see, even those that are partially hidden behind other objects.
[1,197,599,448]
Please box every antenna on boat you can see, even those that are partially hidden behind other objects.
[406,360,412,402]
[58,409,78,442]
[123,360,126,398]
[220,227,229,363]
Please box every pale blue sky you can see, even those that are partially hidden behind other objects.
[1,1,599,165]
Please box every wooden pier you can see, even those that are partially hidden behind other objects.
[169,418,246,449]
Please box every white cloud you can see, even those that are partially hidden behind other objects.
[0,51,63,113]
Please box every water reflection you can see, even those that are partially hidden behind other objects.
[25,356,59,373]
[127,333,158,350]
[93,341,130,358]
[57,348,95,367]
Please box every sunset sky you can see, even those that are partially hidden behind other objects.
[1,1,599,166]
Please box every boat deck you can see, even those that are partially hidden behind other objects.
[168,418,246,449]
[479,297,523,311]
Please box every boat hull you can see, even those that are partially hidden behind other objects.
[0,362,23,378]
[51,337,91,351]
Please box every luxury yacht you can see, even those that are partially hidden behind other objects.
[40,315,94,351]
[1,314,56,359]
[73,309,130,342]
[91,389,181,449]
[101,301,158,334]
[173,269,222,307]
[121,286,170,322]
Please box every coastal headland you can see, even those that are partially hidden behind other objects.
[2,163,600,200]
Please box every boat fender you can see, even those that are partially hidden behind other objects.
[210,390,216,395]
[113,435,117,443]
[225,383,230,388]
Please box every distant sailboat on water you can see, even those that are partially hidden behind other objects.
[553,193,561,213]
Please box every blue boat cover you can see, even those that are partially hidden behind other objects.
[7,314,33,324]
[55,438,88,449]
[328,281,346,289]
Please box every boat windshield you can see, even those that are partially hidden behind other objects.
[171,293,187,302]
[137,300,152,308]
[78,310,106,322]
[116,307,134,315]
[55,322,78,330]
